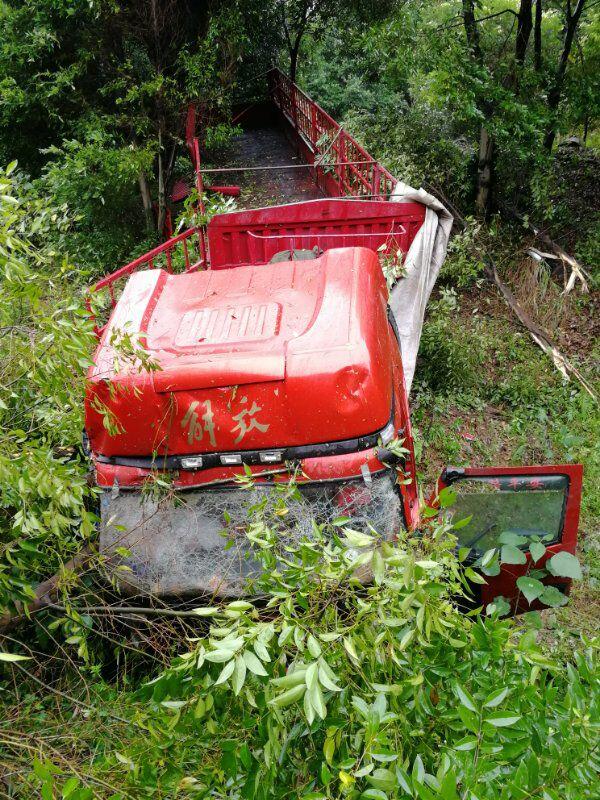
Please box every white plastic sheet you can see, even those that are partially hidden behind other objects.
[389,182,454,394]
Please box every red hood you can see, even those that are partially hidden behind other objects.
[85,247,394,457]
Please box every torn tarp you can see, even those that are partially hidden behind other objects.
[389,183,453,393]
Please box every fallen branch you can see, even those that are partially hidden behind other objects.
[500,203,590,293]
[46,602,223,620]
[484,259,597,401]
[0,545,93,631]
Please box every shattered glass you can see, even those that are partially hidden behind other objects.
[100,470,404,598]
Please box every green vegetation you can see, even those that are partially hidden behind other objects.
[0,1,598,797]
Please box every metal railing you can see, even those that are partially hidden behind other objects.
[269,68,396,200]
[87,70,398,337]
[86,227,207,335]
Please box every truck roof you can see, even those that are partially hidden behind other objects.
[85,247,395,458]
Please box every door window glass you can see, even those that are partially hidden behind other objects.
[445,474,568,553]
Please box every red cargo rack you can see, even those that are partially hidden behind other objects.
[86,227,207,335]
[269,68,396,200]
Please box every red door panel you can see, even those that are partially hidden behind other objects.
[436,464,583,612]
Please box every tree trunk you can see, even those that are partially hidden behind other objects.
[289,28,305,84]
[138,169,155,232]
[156,128,167,237]
[463,1,492,216]
[534,0,543,71]
[544,0,587,151]
[289,44,299,83]
[462,0,482,60]
[508,1,534,94]
[475,127,494,216]
[515,0,533,66]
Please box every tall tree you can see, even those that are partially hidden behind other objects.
[461,0,535,215]
[534,0,543,71]
[544,0,587,150]
[277,0,395,82]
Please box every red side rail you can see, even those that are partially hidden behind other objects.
[86,226,207,336]
[207,199,425,270]
[268,68,396,200]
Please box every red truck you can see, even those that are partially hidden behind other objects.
[85,70,582,609]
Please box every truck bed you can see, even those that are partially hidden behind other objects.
[223,122,324,208]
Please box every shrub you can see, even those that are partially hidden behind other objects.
[85,485,599,799]
[440,218,486,289]
[416,289,487,393]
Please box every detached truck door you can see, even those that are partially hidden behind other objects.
[437,465,583,613]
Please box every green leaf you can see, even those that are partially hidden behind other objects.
[243,650,268,676]
[307,634,322,658]
[271,669,307,689]
[484,686,509,708]
[319,631,342,642]
[309,680,327,719]
[0,652,31,662]
[486,596,511,617]
[372,548,385,584]
[453,736,477,751]
[318,662,341,692]
[305,662,319,691]
[438,486,457,508]
[539,585,568,608]
[439,769,459,800]
[232,655,247,695]
[343,528,374,548]
[61,776,80,798]
[452,514,473,531]
[500,544,527,565]
[529,542,546,563]
[214,659,235,686]
[547,551,582,580]
[205,650,234,663]
[455,684,477,713]
[227,600,254,612]
[421,505,438,519]
[485,712,521,727]
[480,548,497,568]
[270,683,306,707]
[343,637,360,662]
[254,640,271,662]
[366,768,396,791]
[516,576,545,604]
[465,567,487,584]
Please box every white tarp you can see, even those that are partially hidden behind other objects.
[389,182,454,394]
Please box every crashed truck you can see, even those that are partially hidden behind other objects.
[84,69,582,611]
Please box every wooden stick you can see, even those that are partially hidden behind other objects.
[0,546,93,630]
[500,203,590,293]
[484,259,597,401]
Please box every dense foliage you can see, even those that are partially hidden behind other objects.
[0,164,97,617]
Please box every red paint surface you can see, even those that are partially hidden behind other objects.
[86,247,396,457]
[207,198,425,270]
